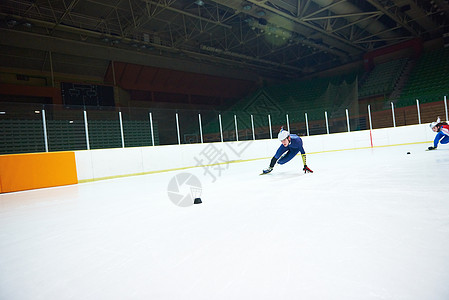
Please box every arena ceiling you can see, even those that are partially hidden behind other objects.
[1,0,449,81]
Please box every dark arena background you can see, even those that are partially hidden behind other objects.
[1,0,449,150]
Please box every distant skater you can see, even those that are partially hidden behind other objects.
[262,127,313,174]
[428,117,449,150]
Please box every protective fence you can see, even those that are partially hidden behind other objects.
[1,96,448,155]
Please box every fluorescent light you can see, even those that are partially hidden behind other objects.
[7,20,18,27]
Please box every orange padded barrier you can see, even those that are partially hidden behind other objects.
[0,152,78,193]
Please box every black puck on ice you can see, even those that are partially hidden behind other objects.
[194,198,202,204]
[407,152,410,154]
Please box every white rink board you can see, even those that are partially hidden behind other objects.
[74,124,433,181]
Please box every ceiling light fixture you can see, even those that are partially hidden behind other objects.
[7,19,18,27]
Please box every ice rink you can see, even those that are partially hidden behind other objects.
[1,143,449,300]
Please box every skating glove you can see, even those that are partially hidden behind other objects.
[428,146,437,150]
[303,165,313,173]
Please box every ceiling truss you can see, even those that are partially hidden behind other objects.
[0,0,448,80]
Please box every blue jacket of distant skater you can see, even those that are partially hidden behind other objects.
[433,124,449,148]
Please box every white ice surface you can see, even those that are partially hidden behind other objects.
[1,144,449,300]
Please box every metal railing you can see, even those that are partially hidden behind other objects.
[0,96,447,155]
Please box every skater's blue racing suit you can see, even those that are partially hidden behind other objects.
[274,134,305,165]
